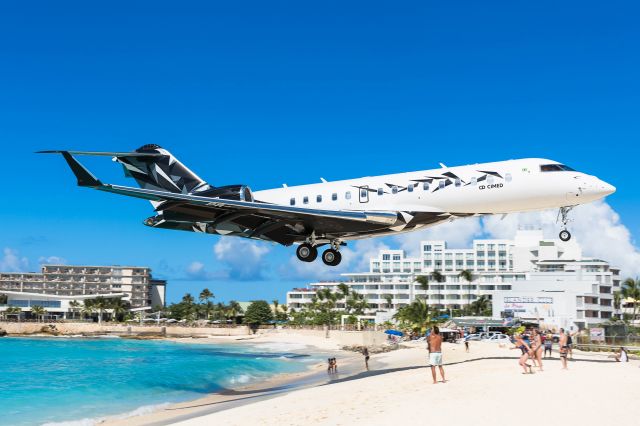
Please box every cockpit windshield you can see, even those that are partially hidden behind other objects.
[540,164,576,172]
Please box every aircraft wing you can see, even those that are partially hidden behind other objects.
[44,151,408,245]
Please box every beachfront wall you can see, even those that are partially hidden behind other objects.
[0,321,252,337]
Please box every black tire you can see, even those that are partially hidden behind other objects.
[559,230,571,242]
[322,249,342,266]
[296,243,317,262]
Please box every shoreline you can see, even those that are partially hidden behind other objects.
[101,333,367,426]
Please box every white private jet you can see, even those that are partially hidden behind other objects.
[40,145,615,266]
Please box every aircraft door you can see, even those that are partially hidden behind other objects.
[359,186,369,203]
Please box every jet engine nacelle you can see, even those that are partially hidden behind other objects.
[202,185,254,202]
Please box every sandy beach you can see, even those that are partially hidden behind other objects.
[101,331,639,426]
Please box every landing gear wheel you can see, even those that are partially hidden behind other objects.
[322,249,342,266]
[296,243,318,262]
[559,230,571,242]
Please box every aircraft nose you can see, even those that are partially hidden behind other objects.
[584,178,616,198]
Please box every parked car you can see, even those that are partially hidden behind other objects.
[465,333,482,341]
[485,333,511,344]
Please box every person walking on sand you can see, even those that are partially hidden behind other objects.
[531,329,544,371]
[559,328,569,370]
[464,339,469,353]
[363,347,370,370]
[511,334,534,374]
[427,325,446,384]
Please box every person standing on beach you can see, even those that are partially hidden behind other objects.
[544,331,553,358]
[427,326,446,384]
[363,347,370,370]
[559,328,569,370]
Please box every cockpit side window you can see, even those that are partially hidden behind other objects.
[540,164,576,172]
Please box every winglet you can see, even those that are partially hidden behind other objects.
[59,151,103,187]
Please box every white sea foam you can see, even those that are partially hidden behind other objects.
[41,402,171,426]
[228,374,253,385]
[251,342,309,352]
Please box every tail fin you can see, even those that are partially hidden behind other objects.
[116,145,210,194]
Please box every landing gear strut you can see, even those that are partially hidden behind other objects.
[557,206,573,242]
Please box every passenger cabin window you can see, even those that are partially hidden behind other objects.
[360,188,367,198]
[303,196,309,204]
[471,177,477,186]
[345,191,351,200]
[505,173,512,182]
[290,198,295,206]
[377,188,383,196]
[392,186,398,194]
[407,184,414,192]
[540,164,576,172]
[316,195,322,203]
[439,180,445,189]
[423,182,429,190]
[455,178,461,187]
[332,193,338,201]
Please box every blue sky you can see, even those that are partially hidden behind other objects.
[1,1,638,304]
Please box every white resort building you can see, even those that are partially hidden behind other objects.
[286,229,621,330]
[0,264,166,320]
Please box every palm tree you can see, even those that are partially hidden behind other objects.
[81,304,94,321]
[431,270,445,313]
[470,295,491,316]
[199,289,215,320]
[415,275,429,300]
[5,306,22,322]
[337,283,350,300]
[393,299,431,331]
[30,305,45,323]
[89,297,110,326]
[109,298,130,322]
[459,269,473,314]
[613,291,622,319]
[621,277,640,322]
[69,300,82,320]
[383,294,394,310]
[272,299,279,318]
[228,300,243,322]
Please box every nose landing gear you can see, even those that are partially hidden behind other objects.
[557,206,574,242]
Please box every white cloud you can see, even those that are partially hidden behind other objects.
[212,237,271,280]
[38,255,67,265]
[0,248,29,272]
[392,217,483,256]
[482,200,640,277]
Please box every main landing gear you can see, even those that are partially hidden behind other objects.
[557,206,574,242]
[296,240,342,266]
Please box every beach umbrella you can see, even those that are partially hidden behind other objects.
[384,329,403,336]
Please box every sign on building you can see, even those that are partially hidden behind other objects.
[590,327,605,342]
[503,296,554,319]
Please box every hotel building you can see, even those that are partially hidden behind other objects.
[286,229,621,330]
[0,264,166,319]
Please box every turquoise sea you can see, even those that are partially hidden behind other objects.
[0,337,316,426]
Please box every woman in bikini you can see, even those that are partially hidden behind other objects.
[511,334,534,374]
[531,329,544,371]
